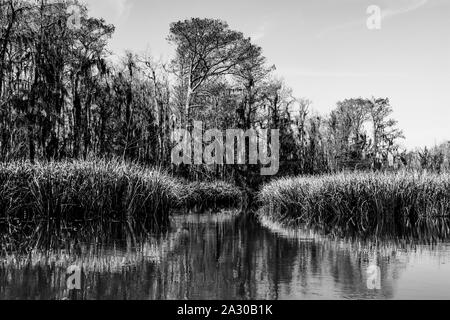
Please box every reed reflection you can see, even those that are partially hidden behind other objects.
[1,211,450,300]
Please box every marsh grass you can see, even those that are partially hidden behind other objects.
[258,172,450,239]
[176,181,245,210]
[0,160,244,251]
[0,160,178,250]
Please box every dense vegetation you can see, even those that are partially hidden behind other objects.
[258,172,450,239]
[1,1,449,242]
[177,181,245,209]
[0,160,243,250]
[0,0,415,184]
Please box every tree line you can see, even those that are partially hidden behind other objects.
[3,0,435,186]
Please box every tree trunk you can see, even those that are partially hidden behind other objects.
[73,76,81,158]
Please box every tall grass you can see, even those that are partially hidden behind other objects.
[258,172,450,239]
[175,181,245,210]
[0,160,244,251]
[0,160,179,250]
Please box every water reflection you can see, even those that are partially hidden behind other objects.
[1,211,450,300]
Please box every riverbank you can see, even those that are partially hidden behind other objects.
[0,160,244,249]
[4,161,449,244]
[258,172,450,239]
[176,180,245,209]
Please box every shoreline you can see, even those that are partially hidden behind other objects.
[2,160,450,244]
[0,160,244,251]
[257,172,450,239]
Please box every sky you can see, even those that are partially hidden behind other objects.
[86,0,450,150]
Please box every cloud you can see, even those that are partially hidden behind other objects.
[382,0,428,20]
[317,0,428,38]
[277,68,406,78]
[250,23,268,42]
[85,0,132,24]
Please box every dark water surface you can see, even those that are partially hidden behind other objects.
[1,211,450,300]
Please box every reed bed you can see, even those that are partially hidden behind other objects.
[175,181,245,209]
[0,160,182,248]
[258,172,450,239]
[0,160,244,251]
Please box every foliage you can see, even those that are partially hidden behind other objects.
[0,159,244,250]
[176,180,245,209]
[0,1,408,189]
[258,172,450,239]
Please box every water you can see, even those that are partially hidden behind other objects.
[1,210,450,300]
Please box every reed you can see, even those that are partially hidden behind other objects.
[0,160,183,248]
[0,160,245,250]
[175,180,245,209]
[258,172,450,239]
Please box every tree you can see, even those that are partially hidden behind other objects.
[328,98,370,170]
[68,6,114,158]
[168,18,251,129]
[293,98,311,172]
[367,98,404,168]
[233,43,274,130]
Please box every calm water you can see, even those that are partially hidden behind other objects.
[1,211,450,300]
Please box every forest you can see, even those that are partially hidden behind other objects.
[1,0,449,189]
[2,0,450,302]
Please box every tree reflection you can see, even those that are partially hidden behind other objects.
[0,211,448,300]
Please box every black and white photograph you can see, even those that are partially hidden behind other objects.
[0,0,450,307]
